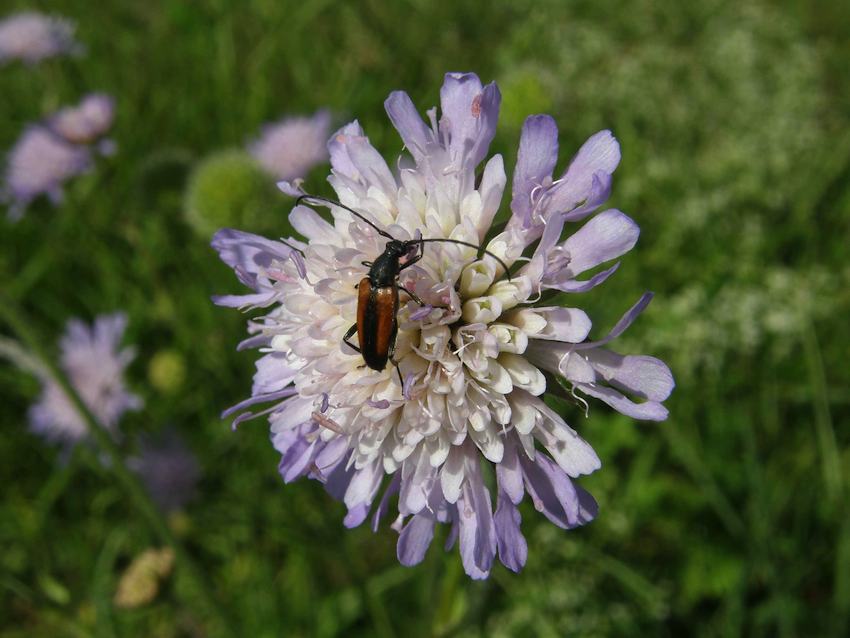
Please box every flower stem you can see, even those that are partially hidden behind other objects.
[0,294,233,636]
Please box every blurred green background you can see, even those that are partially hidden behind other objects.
[2,0,849,635]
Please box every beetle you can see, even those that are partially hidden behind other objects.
[295,195,510,382]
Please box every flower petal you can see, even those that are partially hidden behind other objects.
[494,490,528,572]
[561,209,639,277]
[385,90,434,164]
[439,72,501,171]
[575,293,653,350]
[577,383,669,421]
[585,350,675,402]
[397,512,436,566]
[510,114,559,229]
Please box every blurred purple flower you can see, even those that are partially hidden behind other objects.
[0,12,81,65]
[2,126,91,220]
[248,110,331,181]
[29,313,142,446]
[215,72,674,578]
[3,94,116,220]
[129,432,200,513]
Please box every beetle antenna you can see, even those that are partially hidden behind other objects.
[418,238,512,280]
[296,194,396,240]
[279,238,305,257]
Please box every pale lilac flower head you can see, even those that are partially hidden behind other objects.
[29,313,142,446]
[129,432,200,513]
[49,93,116,145]
[214,72,674,578]
[2,126,91,220]
[0,12,80,65]
[248,110,331,181]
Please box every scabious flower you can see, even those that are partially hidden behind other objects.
[29,313,142,446]
[248,110,331,181]
[0,12,80,65]
[129,432,200,513]
[3,94,115,220]
[213,73,674,578]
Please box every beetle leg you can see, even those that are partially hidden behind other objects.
[398,283,424,306]
[386,339,405,388]
[391,359,403,388]
[342,324,361,353]
[361,261,373,268]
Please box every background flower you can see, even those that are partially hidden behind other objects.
[0,11,80,65]
[2,126,91,220]
[247,110,331,181]
[28,313,142,446]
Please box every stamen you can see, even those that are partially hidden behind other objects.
[570,385,590,418]
[311,411,344,434]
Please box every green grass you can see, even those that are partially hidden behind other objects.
[2,0,850,635]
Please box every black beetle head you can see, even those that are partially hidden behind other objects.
[384,239,410,257]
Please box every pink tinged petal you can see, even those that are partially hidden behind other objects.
[384,90,434,163]
[439,73,501,171]
[575,292,654,350]
[561,209,640,277]
[397,512,436,566]
[585,350,675,402]
[510,114,559,228]
[327,121,366,179]
[577,383,669,421]
[494,491,528,573]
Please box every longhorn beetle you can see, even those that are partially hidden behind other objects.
[295,195,511,383]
